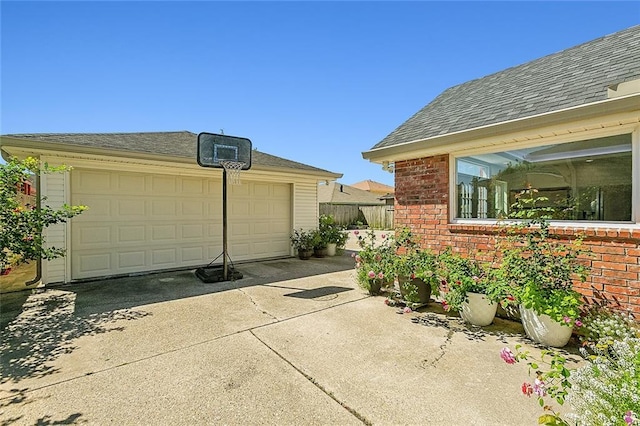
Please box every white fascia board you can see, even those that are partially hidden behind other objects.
[0,138,342,181]
[362,94,640,163]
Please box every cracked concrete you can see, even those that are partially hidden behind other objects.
[0,253,580,425]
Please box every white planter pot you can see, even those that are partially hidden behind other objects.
[460,292,498,326]
[519,306,573,348]
[326,243,337,257]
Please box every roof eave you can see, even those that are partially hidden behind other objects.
[0,137,343,180]
[362,93,640,163]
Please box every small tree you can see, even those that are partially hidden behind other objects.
[0,157,87,271]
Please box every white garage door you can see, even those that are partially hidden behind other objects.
[71,169,291,280]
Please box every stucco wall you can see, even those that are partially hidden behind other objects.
[395,155,640,315]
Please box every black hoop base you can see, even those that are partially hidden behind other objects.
[195,265,243,283]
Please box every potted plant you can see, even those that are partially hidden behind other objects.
[319,214,348,256]
[438,248,505,326]
[353,230,395,294]
[499,187,590,347]
[310,229,328,258]
[290,228,315,260]
[392,228,434,305]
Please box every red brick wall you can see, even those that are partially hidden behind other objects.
[394,155,640,315]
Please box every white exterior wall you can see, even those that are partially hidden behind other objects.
[40,164,70,284]
[292,181,319,232]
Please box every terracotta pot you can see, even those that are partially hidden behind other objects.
[460,292,498,326]
[519,306,573,347]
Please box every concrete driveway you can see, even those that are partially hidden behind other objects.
[0,252,579,425]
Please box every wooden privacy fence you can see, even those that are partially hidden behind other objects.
[320,204,394,230]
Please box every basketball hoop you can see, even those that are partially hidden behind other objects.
[220,160,245,185]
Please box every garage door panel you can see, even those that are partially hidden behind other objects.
[272,184,290,199]
[117,199,146,217]
[117,174,146,193]
[151,199,176,217]
[118,225,146,243]
[181,224,204,239]
[151,248,177,266]
[181,178,205,194]
[75,226,111,247]
[118,251,146,269]
[76,170,112,192]
[76,253,112,275]
[151,176,177,193]
[72,169,291,280]
[181,246,204,262]
[181,200,205,216]
[151,224,177,241]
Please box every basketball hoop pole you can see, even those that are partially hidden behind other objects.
[222,168,229,281]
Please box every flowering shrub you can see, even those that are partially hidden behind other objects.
[438,248,506,312]
[567,338,640,426]
[353,230,395,293]
[1,157,87,271]
[501,315,640,425]
[499,187,590,325]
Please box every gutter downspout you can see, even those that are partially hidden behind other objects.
[25,170,42,287]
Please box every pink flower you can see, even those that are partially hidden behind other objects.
[533,379,546,397]
[384,299,390,306]
[563,316,571,324]
[403,307,412,314]
[354,230,359,235]
[441,300,450,312]
[507,295,515,301]
[575,320,583,327]
[472,275,480,282]
[500,347,516,364]
[367,271,376,279]
[624,411,636,425]
[351,252,356,258]
[355,255,361,262]
[377,272,384,280]
[521,382,533,397]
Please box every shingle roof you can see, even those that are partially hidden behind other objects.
[2,131,338,175]
[318,182,385,205]
[350,179,394,195]
[372,25,640,150]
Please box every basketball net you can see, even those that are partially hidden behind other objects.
[220,160,245,185]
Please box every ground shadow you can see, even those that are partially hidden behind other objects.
[0,289,150,385]
[405,302,584,357]
[0,253,357,385]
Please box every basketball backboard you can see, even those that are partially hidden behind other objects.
[197,132,252,170]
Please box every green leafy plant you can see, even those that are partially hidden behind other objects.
[319,214,348,249]
[1,157,87,271]
[501,337,640,426]
[290,228,315,251]
[499,186,590,325]
[353,229,395,291]
[438,248,506,312]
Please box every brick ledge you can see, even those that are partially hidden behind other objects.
[448,223,640,242]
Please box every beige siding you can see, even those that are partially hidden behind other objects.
[41,170,68,284]
[292,182,318,231]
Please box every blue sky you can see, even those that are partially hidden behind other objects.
[1,2,639,186]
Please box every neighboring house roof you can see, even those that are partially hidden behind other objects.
[351,179,395,195]
[318,182,385,205]
[370,25,640,151]
[0,131,342,178]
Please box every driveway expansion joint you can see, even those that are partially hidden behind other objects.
[249,329,371,425]
[236,288,279,321]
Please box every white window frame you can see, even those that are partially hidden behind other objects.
[449,124,640,227]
